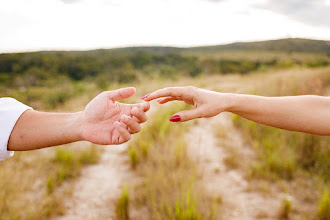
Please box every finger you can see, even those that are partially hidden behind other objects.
[157,97,178,104]
[131,107,147,123]
[143,87,187,101]
[107,87,136,102]
[114,121,131,144]
[129,101,150,113]
[137,102,150,112]
[111,129,121,143]
[121,115,141,134]
[169,107,205,122]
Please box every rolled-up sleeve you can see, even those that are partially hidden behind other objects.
[0,98,32,161]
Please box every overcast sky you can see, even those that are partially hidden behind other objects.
[0,0,330,53]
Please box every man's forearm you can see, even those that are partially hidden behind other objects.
[226,94,330,135]
[8,110,83,151]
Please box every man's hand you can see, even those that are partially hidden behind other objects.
[8,87,149,151]
[82,87,150,145]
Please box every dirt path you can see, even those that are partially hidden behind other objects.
[186,113,282,220]
[56,104,158,220]
[56,143,134,220]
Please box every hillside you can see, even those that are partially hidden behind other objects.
[1,38,330,109]
[187,38,330,54]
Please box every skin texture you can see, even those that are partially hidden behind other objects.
[8,87,150,151]
[143,86,330,136]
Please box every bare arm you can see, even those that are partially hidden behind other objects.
[143,87,330,135]
[228,94,330,135]
[8,87,150,151]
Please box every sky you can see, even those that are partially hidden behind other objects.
[0,0,330,53]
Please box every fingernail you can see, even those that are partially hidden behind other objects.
[157,99,162,103]
[169,115,181,122]
[141,94,150,100]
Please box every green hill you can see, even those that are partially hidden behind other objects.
[1,37,329,86]
[1,38,330,109]
[187,38,330,54]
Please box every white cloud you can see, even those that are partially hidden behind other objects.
[0,0,329,53]
[256,0,330,27]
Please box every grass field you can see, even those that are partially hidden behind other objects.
[0,39,329,219]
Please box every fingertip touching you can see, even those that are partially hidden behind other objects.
[140,102,150,112]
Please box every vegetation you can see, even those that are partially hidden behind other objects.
[278,196,292,219]
[0,144,101,220]
[116,186,130,220]
[1,38,330,219]
[1,38,329,109]
[232,68,330,219]
[123,104,216,219]
[317,189,330,220]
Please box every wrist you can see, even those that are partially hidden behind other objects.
[67,111,84,142]
[221,93,240,113]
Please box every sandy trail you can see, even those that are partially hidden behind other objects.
[56,143,134,220]
[186,113,282,220]
[56,104,158,220]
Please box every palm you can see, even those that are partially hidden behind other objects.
[82,92,133,145]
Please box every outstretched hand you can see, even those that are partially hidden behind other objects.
[142,86,228,122]
[82,87,150,145]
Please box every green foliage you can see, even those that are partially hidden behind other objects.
[128,147,138,169]
[279,197,292,219]
[47,145,101,194]
[116,186,130,220]
[175,190,201,220]
[188,38,330,54]
[1,39,328,90]
[233,117,330,182]
[1,39,329,110]
[306,59,330,68]
[318,189,330,220]
[218,59,260,74]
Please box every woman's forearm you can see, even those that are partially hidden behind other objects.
[8,110,83,151]
[226,94,330,135]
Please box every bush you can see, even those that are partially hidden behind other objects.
[116,186,129,220]
[317,190,330,220]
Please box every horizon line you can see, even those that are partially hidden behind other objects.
[1,37,329,55]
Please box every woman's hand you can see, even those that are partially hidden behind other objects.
[142,86,230,122]
[82,87,150,145]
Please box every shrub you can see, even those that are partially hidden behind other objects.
[116,186,130,220]
[317,190,330,220]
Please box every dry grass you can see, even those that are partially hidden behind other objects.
[122,104,217,219]
[0,143,101,220]
[231,67,330,219]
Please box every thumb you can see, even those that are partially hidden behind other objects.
[108,87,136,101]
[169,107,204,122]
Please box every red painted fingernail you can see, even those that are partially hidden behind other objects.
[141,94,150,100]
[169,115,181,122]
[157,99,162,103]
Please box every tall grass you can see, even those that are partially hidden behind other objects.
[232,68,330,218]
[120,104,217,219]
[116,186,130,220]
[317,189,330,220]
[0,144,101,220]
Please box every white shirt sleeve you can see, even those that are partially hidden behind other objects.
[0,98,32,161]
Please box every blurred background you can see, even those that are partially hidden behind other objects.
[0,0,329,219]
